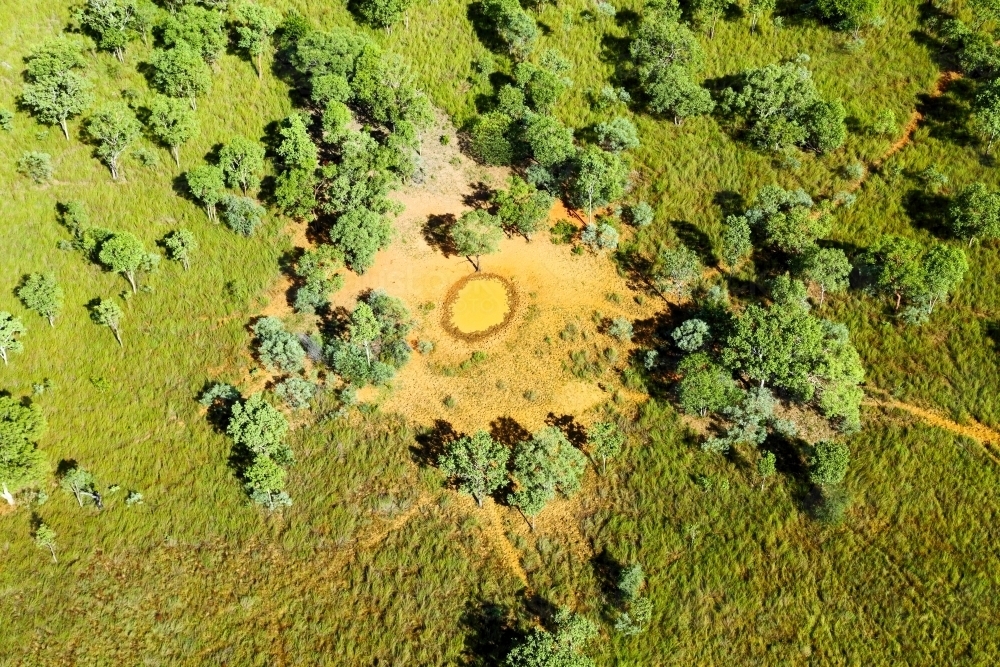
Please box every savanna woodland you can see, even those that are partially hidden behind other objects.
[2,0,999,663]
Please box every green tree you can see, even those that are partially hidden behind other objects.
[522,112,575,168]
[676,352,738,416]
[471,112,515,165]
[86,103,141,180]
[747,0,776,32]
[653,244,702,298]
[493,176,553,241]
[722,303,825,399]
[274,168,319,220]
[59,464,101,508]
[439,431,510,507]
[973,79,1000,154]
[293,245,344,314]
[587,421,624,475]
[17,273,64,326]
[227,393,290,460]
[74,0,141,63]
[90,298,124,346]
[329,208,392,273]
[505,608,598,667]
[514,50,572,112]
[161,4,226,65]
[745,185,829,254]
[809,440,850,486]
[920,244,968,312]
[149,44,212,110]
[243,454,290,508]
[17,152,54,184]
[356,0,415,31]
[34,522,58,562]
[508,426,587,530]
[672,318,710,352]
[219,136,265,194]
[348,302,380,366]
[163,229,197,270]
[862,234,925,311]
[570,146,630,224]
[276,113,319,171]
[252,316,304,373]
[452,210,503,272]
[692,0,731,38]
[721,214,752,269]
[0,313,27,365]
[98,231,148,293]
[949,182,1000,246]
[757,450,776,490]
[482,0,538,60]
[148,96,199,167]
[815,0,879,38]
[233,1,282,78]
[221,195,266,236]
[0,396,46,505]
[186,164,225,221]
[802,246,852,307]
[595,116,640,152]
[21,40,94,140]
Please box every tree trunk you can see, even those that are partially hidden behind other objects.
[602,455,607,476]
[126,271,137,294]
[819,285,826,308]
[115,48,124,64]
[190,97,197,111]
[60,118,69,140]
[895,291,902,311]
[1,348,7,365]
[112,326,123,347]
[1,484,14,506]
[476,494,483,508]
[751,14,758,32]
[710,16,717,39]
[48,314,55,327]
[256,53,263,79]
[109,159,119,181]
[183,257,190,271]
[987,132,995,156]
[172,145,180,167]
[48,545,58,563]
[72,486,83,507]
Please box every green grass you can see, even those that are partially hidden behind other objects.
[3,0,1000,663]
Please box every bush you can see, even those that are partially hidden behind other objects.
[221,195,266,236]
[550,219,577,244]
[0,109,13,131]
[274,377,316,410]
[607,317,633,342]
[470,112,514,165]
[17,152,53,183]
[628,201,654,227]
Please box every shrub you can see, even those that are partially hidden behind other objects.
[628,201,654,227]
[607,317,634,342]
[274,377,316,410]
[17,152,53,183]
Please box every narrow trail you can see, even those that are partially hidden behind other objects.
[871,71,960,171]
[469,497,530,587]
[867,390,1000,465]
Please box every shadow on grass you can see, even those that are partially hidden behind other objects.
[459,599,524,666]
[411,418,460,467]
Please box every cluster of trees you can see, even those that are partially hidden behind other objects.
[325,290,414,388]
[0,396,47,506]
[185,136,266,235]
[227,392,294,509]
[949,182,1000,246]
[438,420,624,529]
[292,244,345,314]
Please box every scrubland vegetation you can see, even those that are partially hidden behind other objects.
[2,0,1000,664]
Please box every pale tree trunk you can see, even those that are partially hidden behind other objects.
[60,118,69,140]
[172,145,180,167]
[895,291,902,311]
[190,97,197,111]
[115,48,124,64]
[256,53,263,79]
[1,483,14,506]
[1,348,7,365]
[125,271,137,294]
[182,256,190,271]
[751,14,758,32]
[48,314,55,327]
[47,545,58,563]
[112,326,123,347]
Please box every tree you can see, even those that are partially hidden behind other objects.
[692,0,731,39]
[643,65,715,125]
[595,116,640,152]
[252,316,304,373]
[327,291,413,386]
[452,210,502,272]
[0,313,26,365]
[672,318,710,352]
[227,393,290,460]
[0,396,46,505]
[722,303,826,399]
[587,421,624,475]
[973,79,1000,154]
[356,0,415,31]
[802,246,852,307]
[149,44,212,110]
[98,232,148,293]
[508,426,587,530]
[514,50,572,113]
[675,352,738,416]
[482,0,538,60]
[747,0,776,32]
[493,176,553,241]
[274,377,317,410]
[233,1,282,78]
[74,0,140,63]
[439,431,510,507]
[653,244,702,298]
[161,4,227,65]
[815,0,879,38]
[163,229,197,270]
[522,112,575,168]
[17,273,64,326]
[505,608,598,667]
[861,234,925,311]
[471,112,515,165]
[722,214,752,268]
[17,152,53,184]
[243,454,290,508]
[276,113,319,171]
[920,244,968,313]
[21,40,94,140]
[809,440,850,486]
[148,96,199,167]
[293,245,344,314]
[221,195,266,236]
[949,182,1000,246]
[757,451,776,490]
[745,185,829,254]
[219,136,265,194]
[570,147,630,224]
[86,103,141,180]
[90,298,124,346]
[34,522,58,563]
[329,208,392,273]
[59,464,102,508]
[186,165,225,221]
[274,168,319,220]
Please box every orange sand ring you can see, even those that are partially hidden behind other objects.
[442,273,518,342]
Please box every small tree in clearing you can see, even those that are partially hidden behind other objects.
[149,44,212,110]
[17,273,63,327]
[802,246,852,307]
[451,210,502,272]
[20,39,94,140]
[163,229,197,270]
[508,426,587,530]
[148,96,199,167]
[90,299,124,346]
[98,232,149,293]
[439,431,510,507]
[219,136,265,194]
[587,421,624,475]
[757,450,776,491]
[186,165,225,221]
[34,522,58,563]
[59,464,102,508]
[86,103,141,180]
[0,312,27,365]
[232,2,282,79]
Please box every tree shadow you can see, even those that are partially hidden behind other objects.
[919,78,976,147]
[423,213,459,257]
[544,413,587,447]
[467,2,507,55]
[590,548,625,608]
[712,190,746,219]
[902,188,952,239]
[411,419,460,466]
[490,416,531,447]
[459,599,524,666]
[463,181,494,209]
[671,220,715,266]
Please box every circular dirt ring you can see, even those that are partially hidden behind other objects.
[442,273,519,343]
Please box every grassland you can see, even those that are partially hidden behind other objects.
[2,0,1000,664]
